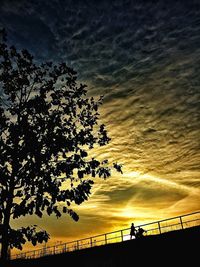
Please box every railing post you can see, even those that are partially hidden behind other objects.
[43,243,46,256]
[121,230,123,242]
[77,241,79,250]
[105,234,107,245]
[180,216,184,229]
[158,222,162,234]
[90,237,93,247]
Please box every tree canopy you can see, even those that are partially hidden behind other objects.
[0,29,122,261]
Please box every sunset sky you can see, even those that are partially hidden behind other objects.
[0,0,200,250]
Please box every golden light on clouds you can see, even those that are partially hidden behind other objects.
[12,164,200,252]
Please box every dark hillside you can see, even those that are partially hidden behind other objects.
[6,226,200,267]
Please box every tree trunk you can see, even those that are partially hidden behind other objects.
[1,160,16,261]
[1,210,10,261]
[1,195,12,261]
[1,229,9,261]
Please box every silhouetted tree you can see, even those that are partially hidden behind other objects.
[0,29,122,261]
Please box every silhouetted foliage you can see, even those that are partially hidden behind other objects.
[0,29,122,260]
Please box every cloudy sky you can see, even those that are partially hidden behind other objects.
[0,0,200,249]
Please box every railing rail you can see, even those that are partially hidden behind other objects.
[11,210,200,260]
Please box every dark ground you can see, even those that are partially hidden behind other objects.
[2,226,200,267]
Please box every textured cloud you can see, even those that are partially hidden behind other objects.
[1,0,200,249]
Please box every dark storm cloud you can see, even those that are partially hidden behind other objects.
[2,1,200,84]
[1,0,200,245]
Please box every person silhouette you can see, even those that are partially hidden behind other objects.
[136,226,147,238]
[130,223,136,239]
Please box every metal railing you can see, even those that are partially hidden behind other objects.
[11,210,200,260]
